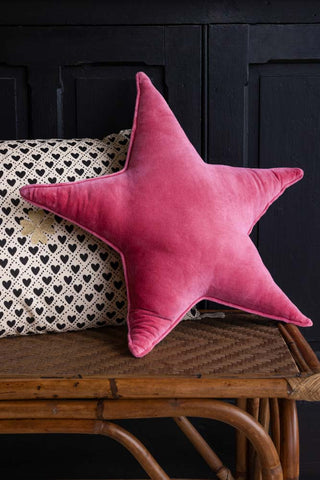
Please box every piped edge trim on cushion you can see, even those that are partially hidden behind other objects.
[247,168,304,235]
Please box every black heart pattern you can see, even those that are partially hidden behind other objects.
[0,131,134,337]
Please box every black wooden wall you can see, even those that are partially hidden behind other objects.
[0,1,319,478]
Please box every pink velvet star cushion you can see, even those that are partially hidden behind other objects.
[20,72,312,357]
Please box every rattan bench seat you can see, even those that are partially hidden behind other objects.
[0,310,318,401]
[0,312,299,378]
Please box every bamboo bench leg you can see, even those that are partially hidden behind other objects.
[253,398,271,480]
[279,399,299,480]
[173,416,234,480]
[247,398,260,480]
[236,398,248,480]
[237,398,282,480]
[98,421,170,480]
[270,399,281,457]
[237,398,299,480]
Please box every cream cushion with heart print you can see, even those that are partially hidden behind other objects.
[0,130,200,338]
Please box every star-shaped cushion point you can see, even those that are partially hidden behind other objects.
[20,72,312,357]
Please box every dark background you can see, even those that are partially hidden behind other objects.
[0,1,319,478]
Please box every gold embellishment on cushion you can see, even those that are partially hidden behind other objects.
[20,210,55,244]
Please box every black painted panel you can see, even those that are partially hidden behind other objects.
[27,66,61,139]
[2,0,320,25]
[0,27,201,143]
[165,26,202,152]
[62,66,164,138]
[208,25,249,166]
[0,27,165,65]
[0,27,165,138]
[209,24,320,343]
[0,78,17,140]
[0,66,28,140]
[250,65,320,338]
[250,25,320,63]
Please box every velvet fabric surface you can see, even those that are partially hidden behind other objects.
[20,72,312,357]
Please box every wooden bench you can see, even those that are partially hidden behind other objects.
[0,310,319,480]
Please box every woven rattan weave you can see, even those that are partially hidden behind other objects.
[0,313,299,378]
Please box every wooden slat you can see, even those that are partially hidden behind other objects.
[0,377,291,400]
[115,378,291,400]
[0,399,99,419]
